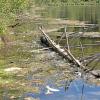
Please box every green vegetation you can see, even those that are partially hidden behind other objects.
[0,0,99,45]
[0,0,100,99]
[0,0,32,45]
[34,0,100,5]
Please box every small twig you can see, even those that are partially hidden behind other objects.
[57,32,65,44]
[79,41,84,58]
[8,23,22,28]
[64,26,70,52]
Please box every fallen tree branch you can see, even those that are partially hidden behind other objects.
[39,27,100,78]
[39,27,86,69]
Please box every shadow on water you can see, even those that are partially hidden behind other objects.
[20,79,100,100]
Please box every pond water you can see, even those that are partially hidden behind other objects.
[20,79,100,100]
[0,5,100,100]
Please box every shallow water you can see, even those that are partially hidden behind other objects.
[20,79,100,100]
[0,5,100,100]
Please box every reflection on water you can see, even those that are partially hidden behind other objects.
[20,79,100,100]
[37,5,100,31]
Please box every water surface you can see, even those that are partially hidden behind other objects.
[0,5,100,100]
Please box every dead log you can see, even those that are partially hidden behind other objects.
[39,27,100,78]
[39,27,72,62]
[39,27,86,69]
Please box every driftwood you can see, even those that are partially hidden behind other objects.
[39,27,100,78]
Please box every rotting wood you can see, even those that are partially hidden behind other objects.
[39,27,100,78]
